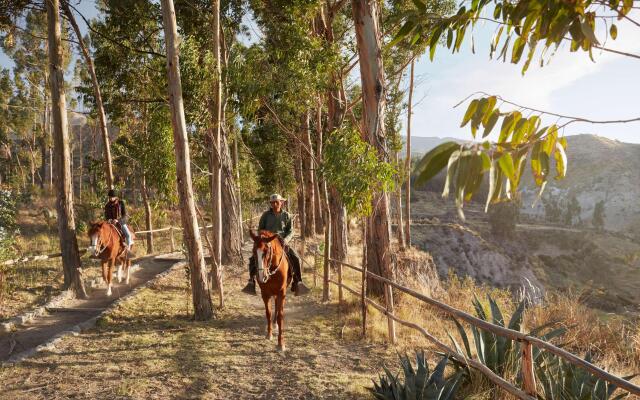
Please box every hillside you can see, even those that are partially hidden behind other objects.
[520,134,640,234]
[408,191,640,316]
[409,134,640,234]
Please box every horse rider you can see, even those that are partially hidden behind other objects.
[104,189,134,252]
[242,194,310,296]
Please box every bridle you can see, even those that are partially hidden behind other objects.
[257,240,285,284]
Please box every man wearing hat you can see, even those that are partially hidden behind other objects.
[242,193,310,296]
[104,189,133,251]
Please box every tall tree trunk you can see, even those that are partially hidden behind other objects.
[404,59,414,247]
[219,25,241,266]
[62,2,114,189]
[46,0,86,298]
[78,125,83,201]
[322,6,348,261]
[232,136,243,243]
[208,0,223,298]
[394,149,405,249]
[302,112,315,238]
[352,0,391,296]
[313,98,324,234]
[160,0,213,320]
[141,173,153,254]
[294,137,305,234]
[220,133,241,265]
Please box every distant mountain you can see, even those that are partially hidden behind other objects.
[409,134,640,234]
[400,136,461,157]
[520,134,640,233]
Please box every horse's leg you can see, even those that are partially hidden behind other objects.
[262,295,272,340]
[276,291,286,351]
[106,259,115,296]
[101,260,108,285]
[125,257,131,285]
[117,254,123,283]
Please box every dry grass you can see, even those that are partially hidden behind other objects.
[0,261,401,399]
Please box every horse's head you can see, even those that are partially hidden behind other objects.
[249,230,280,283]
[87,221,105,255]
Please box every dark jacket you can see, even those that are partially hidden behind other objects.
[258,209,293,243]
[105,199,127,224]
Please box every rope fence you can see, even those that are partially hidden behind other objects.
[305,249,640,399]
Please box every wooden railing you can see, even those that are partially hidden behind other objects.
[305,251,640,400]
[1,215,263,266]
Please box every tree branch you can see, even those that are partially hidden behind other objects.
[461,91,640,128]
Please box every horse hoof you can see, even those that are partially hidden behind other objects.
[277,344,286,352]
[266,333,273,340]
[106,289,112,297]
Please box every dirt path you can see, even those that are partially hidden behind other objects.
[0,256,177,362]
[0,252,398,399]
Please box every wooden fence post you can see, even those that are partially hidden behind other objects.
[170,226,176,253]
[384,256,397,344]
[522,340,537,396]
[361,218,367,337]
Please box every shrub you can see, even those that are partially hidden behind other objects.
[536,352,635,400]
[370,351,465,400]
[449,295,565,379]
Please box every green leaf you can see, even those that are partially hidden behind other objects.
[446,28,453,48]
[511,37,526,63]
[461,99,479,127]
[580,18,599,45]
[485,160,497,211]
[412,0,427,12]
[499,111,521,142]
[442,150,461,198]
[388,21,415,48]
[498,153,515,183]
[483,109,500,138]
[610,23,618,40]
[554,141,567,179]
[414,142,460,186]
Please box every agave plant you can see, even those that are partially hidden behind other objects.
[370,351,466,400]
[448,295,566,379]
[536,352,635,400]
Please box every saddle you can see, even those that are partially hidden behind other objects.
[107,220,127,250]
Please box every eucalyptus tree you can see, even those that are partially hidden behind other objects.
[1,9,53,189]
[46,0,87,298]
[112,107,176,254]
[61,1,114,189]
[160,0,214,320]
[175,0,246,268]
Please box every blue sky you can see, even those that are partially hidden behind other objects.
[2,3,638,144]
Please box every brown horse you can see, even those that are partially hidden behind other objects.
[249,230,290,351]
[88,221,135,296]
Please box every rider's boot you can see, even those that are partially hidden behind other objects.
[295,280,311,296]
[241,277,257,296]
[126,242,136,258]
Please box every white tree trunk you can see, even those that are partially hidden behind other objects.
[352,0,392,296]
[46,0,86,298]
[160,0,213,320]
